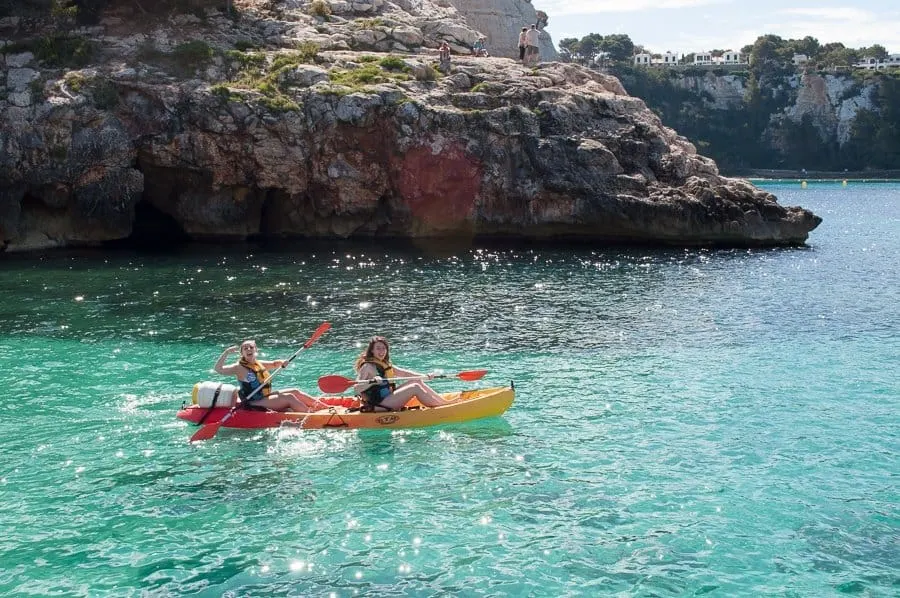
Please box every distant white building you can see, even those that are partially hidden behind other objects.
[715,50,744,65]
[792,54,809,66]
[853,54,900,69]
[693,52,713,65]
[651,52,679,66]
[634,53,651,66]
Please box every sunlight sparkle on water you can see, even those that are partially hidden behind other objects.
[290,561,304,572]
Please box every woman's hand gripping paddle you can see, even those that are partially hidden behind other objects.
[316,369,488,394]
[189,322,331,442]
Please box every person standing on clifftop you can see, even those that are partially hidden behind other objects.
[518,26,528,62]
[438,40,451,73]
[524,24,540,66]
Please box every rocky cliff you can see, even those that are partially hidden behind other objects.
[0,0,819,252]
[669,70,877,148]
[447,0,557,61]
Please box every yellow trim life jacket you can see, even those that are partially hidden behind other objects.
[239,358,272,400]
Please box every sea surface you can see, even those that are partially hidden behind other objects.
[0,182,897,597]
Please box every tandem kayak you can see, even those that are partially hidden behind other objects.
[177,386,515,430]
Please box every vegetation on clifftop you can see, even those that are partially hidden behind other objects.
[557,31,900,172]
[610,65,900,172]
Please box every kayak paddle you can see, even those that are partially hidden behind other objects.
[317,369,488,394]
[189,321,331,442]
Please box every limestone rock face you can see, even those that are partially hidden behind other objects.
[779,73,874,145]
[447,0,557,60]
[0,0,818,251]
[671,73,746,110]
[668,70,875,147]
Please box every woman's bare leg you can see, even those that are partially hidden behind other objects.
[283,389,331,410]
[379,382,454,410]
[255,395,306,412]
[259,391,328,412]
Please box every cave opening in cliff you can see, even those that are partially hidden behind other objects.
[116,199,190,249]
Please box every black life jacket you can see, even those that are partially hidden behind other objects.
[359,358,395,406]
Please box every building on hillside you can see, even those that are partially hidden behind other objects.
[715,50,744,65]
[632,49,746,68]
[853,54,900,69]
[650,52,679,66]
[634,53,651,66]
[792,54,809,66]
[633,51,679,67]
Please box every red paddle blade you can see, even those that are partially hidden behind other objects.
[190,422,221,443]
[304,322,331,348]
[457,369,488,381]
[318,374,354,394]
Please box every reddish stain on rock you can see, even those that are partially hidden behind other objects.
[395,142,482,232]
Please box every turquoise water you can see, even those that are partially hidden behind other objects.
[1,183,897,596]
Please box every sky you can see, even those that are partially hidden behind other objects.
[538,0,900,55]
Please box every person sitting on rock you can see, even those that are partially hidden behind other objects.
[472,37,489,57]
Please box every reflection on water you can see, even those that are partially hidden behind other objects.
[0,185,898,595]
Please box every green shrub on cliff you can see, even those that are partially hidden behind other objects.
[64,71,86,92]
[327,62,411,90]
[258,94,300,112]
[172,40,215,64]
[270,42,320,70]
[5,35,94,68]
[378,55,409,72]
[354,18,384,29]
[309,0,331,18]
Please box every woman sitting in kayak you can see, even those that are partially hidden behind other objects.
[214,340,325,412]
[354,336,456,411]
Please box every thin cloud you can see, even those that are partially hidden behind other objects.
[778,7,873,21]
[538,0,727,16]
[765,7,900,51]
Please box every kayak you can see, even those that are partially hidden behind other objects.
[177,386,515,430]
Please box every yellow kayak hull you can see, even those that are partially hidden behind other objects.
[178,386,515,430]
